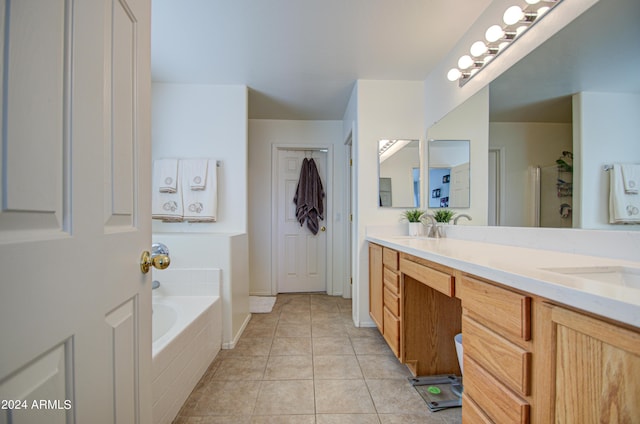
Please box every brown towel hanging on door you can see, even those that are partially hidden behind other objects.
[293,157,325,235]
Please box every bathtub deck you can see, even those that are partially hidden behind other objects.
[172,293,462,423]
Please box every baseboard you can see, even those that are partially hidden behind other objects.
[222,313,251,349]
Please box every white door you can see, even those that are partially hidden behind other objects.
[276,150,327,293]
[0,1,152,423]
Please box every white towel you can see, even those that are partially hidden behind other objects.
[620,164,640,194]
[153,160,184,221]
[183,159,208,191]
[182,159,217,222]
[154,159,178,193]
[609,164,640,224]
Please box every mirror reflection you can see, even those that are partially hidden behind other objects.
[428,140,470,208]
[428,0,640,229]
[378,139,421,208]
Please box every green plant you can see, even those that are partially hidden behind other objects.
[433,209,455,223]
[401,209,426,223]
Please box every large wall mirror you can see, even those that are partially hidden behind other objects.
[428,140,470,208]
[429,0,640,228]
[378,139,421,208]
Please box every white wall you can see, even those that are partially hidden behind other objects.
[490,122,573,226]
[152,83,248,233]
[574,91,640,229]
[351,80,426,326]
[247,119,347,296]
[427,87,489,225]
[151,82,250,347]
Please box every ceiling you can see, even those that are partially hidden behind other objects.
[151,0,492,120]
[489,0,640,123]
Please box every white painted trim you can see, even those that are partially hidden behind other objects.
[270,144,334,295]
[222,312,251,349]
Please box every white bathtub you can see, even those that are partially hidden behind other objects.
[151,268,222,424]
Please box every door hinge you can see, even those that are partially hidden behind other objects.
[350,159,353,166]
[350,277,353,285]
[349,214,353,222]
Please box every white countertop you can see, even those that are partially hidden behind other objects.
[367,234,640,329]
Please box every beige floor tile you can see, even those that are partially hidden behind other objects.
[270,337,312,356]
[275,322,312,338]
[312,321,347,338]
[254,380,315,415]
[312,337,354,356]
[350,337,393,355]
[378,414,448,424]
[211,356,267,381]
[311,303,340,314]
[278,310,311,324]
[366,379,430,415]
[264,355,313,380]
[434,407,462,424]
[314,355,363,380]
[357,355,412,379]
[229,338,273,356]
[241,323,277,338]
[314,380,376,414]
[188,381,260,416]
[310,311,342,322]
[316,414,381,424]
[250,415,315,424]
[173,416,252,423]
[344,326,384,339]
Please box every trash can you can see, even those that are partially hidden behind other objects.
[454,333,463,375]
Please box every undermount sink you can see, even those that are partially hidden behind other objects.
[542,266,640,289]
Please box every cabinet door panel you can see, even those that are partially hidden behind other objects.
[383,306,400,357]
[547,304,640,423]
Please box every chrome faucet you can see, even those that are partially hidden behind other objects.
[453,214,472,225]
[424,214,440,238]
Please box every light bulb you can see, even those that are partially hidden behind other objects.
[470,41,488,57]
[485,25,505,43]
[525,0,540,4]
[498,41,510,51]
[484,54,495,64]
[458,55,473,70]
[537,6,550,16]
[447,68,462,81]
[503,5,524,25]
[515,25,528,36]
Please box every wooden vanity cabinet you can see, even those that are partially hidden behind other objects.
[400,253,461,376]
[368,243,402,358]
[459,274,533,424]
[536,303,640,423]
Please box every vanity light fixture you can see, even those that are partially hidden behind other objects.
[447,0,563,86]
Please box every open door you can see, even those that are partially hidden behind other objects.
[0,0,152,422]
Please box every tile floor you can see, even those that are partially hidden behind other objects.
[173,293,462,424]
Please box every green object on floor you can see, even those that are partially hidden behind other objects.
[427,386,441,395]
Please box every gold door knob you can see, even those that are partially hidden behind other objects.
[320,226,326,232]
[140,251,171,274]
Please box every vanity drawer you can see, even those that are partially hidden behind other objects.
[383,247,399,270]
[383,286,399,317]
[465,356,530,424]
[462,394,493,424]
[400,257,454,297]
[383,306,400,357]
[383,267,400,293]
[460,275,531,341]
[463,315,531,396]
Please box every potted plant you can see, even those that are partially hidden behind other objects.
[430,209,456,238]
[401,209,426,236]
[433,209,455,224]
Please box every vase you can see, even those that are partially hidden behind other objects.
[408,222,423,237]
